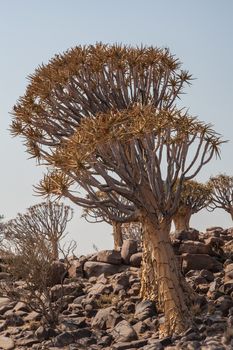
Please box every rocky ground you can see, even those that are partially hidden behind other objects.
[0,227,233,349]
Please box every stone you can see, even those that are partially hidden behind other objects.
[179,241,212,255]
[134,300,157,321]
[84,261,124,278]
[130,253,142,267]
[48,261,67,286]
[68,258,86,278]
[174,229,199,241]
[0,336,14,350]
[111,320,138,342]
[224,263,233,282]
[54,332,75,347]
[61,317,87,330]
[143,341,163,350]
[97,250,122,265]
[0,273,11,280]
[51,283,84,301]
[112,339,148,350]
[182,254,222,273]
[24,311,41,322]
[91,307,122,329]
[121,240,138,264]
[199,269,214,282]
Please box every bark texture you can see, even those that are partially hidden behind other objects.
[112,221,123,250]
[173,208,192,233]
[141,213,193,336]
[140,237,157,301]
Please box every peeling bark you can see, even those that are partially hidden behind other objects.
[112,221,123,250]
[141,212,193,336]
[173,207,192,233]
[140,237,157,301]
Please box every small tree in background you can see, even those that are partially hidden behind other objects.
[82,191,138,250]
[208,174,233,220]
[4,201,73,260]
[173,180,212,233]
[0,205,76,327]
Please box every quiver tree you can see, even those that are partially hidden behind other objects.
[11,43,192,160]
[34,106,222,336]
[10,43,223,336]
[173,180,212,233]
[81,191,138,250]
[208,174,233,220]
[4,201,73,260]
[0,219,76,327]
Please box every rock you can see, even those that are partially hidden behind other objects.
[61,317,87,330]
[179,241,212,255]
[48,261,67,286]
[68,258,86,278]
[223,279,233,294]
[174,229,199,241]
[206,226,223,232]
[182,254,222,273]
[97,250,122,265]
[54,332,75,347]
[130,253,142,267]
[84,261,124,278]
[121,240,138,264]
[134,300,157,321]
[143,344,163,350]
[35,326,50,340]
[91,307,122,329]
[111,320,138,342]
[51,283,84,301]
[224,263,233,282]
[0,336,14,350]
[112,339,148,349]
[0,273,11,280]
[199,269,214,282]
[24,311,41,322]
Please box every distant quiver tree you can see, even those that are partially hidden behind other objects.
[208,174,233,220]
[173,180,212,233]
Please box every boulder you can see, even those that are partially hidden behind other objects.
[0,336,14,350]
[130,252,142,267]
[68,258,86,278]
[112,339,148,350]
[174,229,199,241]
[48,261,67,286]
[91,306,122,329]
[51,283,84,301]
[97,250,122,265]
[83,261,124,278]
[134,300,157,321]
[121,240,138,264]
[179,241,212,255]
[224,263,233,282]
[182,254,222,273]
[111,320,138,342]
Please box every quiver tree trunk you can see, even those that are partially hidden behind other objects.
[112,221,123,250]
[51,239,59,260]
[173,207,192,233]
[141,212,193,336]
[140,237,158,301]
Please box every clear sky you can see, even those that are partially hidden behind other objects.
[1,0,233,255]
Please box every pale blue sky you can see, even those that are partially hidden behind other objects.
[1,0,233,254]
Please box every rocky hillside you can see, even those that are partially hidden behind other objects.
[0,227,233,349]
